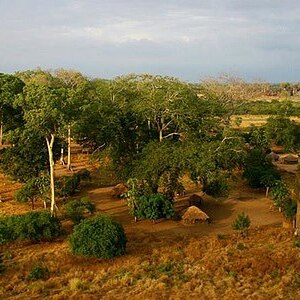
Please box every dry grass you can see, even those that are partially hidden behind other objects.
[1,226,300,299]
[233,114,300,128]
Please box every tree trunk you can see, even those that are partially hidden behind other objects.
[266,187,269,198]
[159,129,163,142]
[46,134,56,216]
[67,126,72,171]
[60,147,65,165]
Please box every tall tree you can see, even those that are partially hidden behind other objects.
[16,82,68,215]
[0,73,24,145]
[54,69,89,170]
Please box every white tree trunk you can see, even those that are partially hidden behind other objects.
[159,129,163,142]
[60,147,65,165]
[266,187,269,198]
[67,126,72,171]
[46,134,56,216]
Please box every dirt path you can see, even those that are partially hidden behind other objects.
[0,148,284,238]
[87,180,283,239]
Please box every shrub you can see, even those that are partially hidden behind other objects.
[0,215,20,244]
[27,264,49,281]
[15,175,49,209]
[0,253,5,273]
[0,211,62,244]
[294,238,300,248]
[243,149,280,188]
[282,198,297,220]
[270,180,290,208]
[69,214,127,259]
[132,193,174,220]
[64,197,96,224]
[56,174,81,197]
[203,175,229,197]
[15,211,62,242]
[76,169,91,181]
[232,212,251,235]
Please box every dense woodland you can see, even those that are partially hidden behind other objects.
[1,70,300,223]
[1,69,300,298]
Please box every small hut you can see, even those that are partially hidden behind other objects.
[182,206,210,224]
[283,154,298,165]
[188,194,204,208]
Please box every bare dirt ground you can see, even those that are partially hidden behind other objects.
[87,181,283,240]
[0,150,284,238]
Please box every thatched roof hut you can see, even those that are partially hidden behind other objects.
[188,194,204,208]
[182,206,210,224]
[283,154,298,165]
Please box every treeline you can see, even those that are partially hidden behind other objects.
[0,69,300,230]
[236,100,300,116]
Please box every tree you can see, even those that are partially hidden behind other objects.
[199,75,263,124]
[16,82,69,215]
[0,73,24,145]
[0,128,61,182]
[54,69,89,170]
[265,116,300,151]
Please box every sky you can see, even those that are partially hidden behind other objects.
[0,0,299,82]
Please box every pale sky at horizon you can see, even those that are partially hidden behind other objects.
[0,0,299,82]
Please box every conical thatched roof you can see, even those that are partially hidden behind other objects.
[283,154,298,165]
[182,206,210,224]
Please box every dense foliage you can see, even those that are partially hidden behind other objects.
[0,211,62,244]
[243,149,281,188]
[69,214,127,258]
[132,193,175,221]
[64,197,96,224]
[0,129,61,182]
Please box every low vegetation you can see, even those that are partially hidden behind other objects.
[69,214,127,259]
[0,211,62,244]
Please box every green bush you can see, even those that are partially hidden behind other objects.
[15,175,49,208]
[0,211,62,244]
[76,169,91,181]
[282,198,297,220]
[243,149,280,188]
[64,197,96,224]
[0,215,20,244]
[232,212,251,235]
[27,264,49,281]
[0,253,5,273]
[203,176,229,197]
[69,214,127,259]
[294,238,300,248]
[14,211,62,242]
[132,193,174,220]
[56,174,81,197]
[270,180,290,208]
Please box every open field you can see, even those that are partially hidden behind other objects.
[1,153,300,299]
[234,115,300,128]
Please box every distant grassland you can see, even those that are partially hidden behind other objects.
[233,115,300,128]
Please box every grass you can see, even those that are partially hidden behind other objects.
[0,226,299,299]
